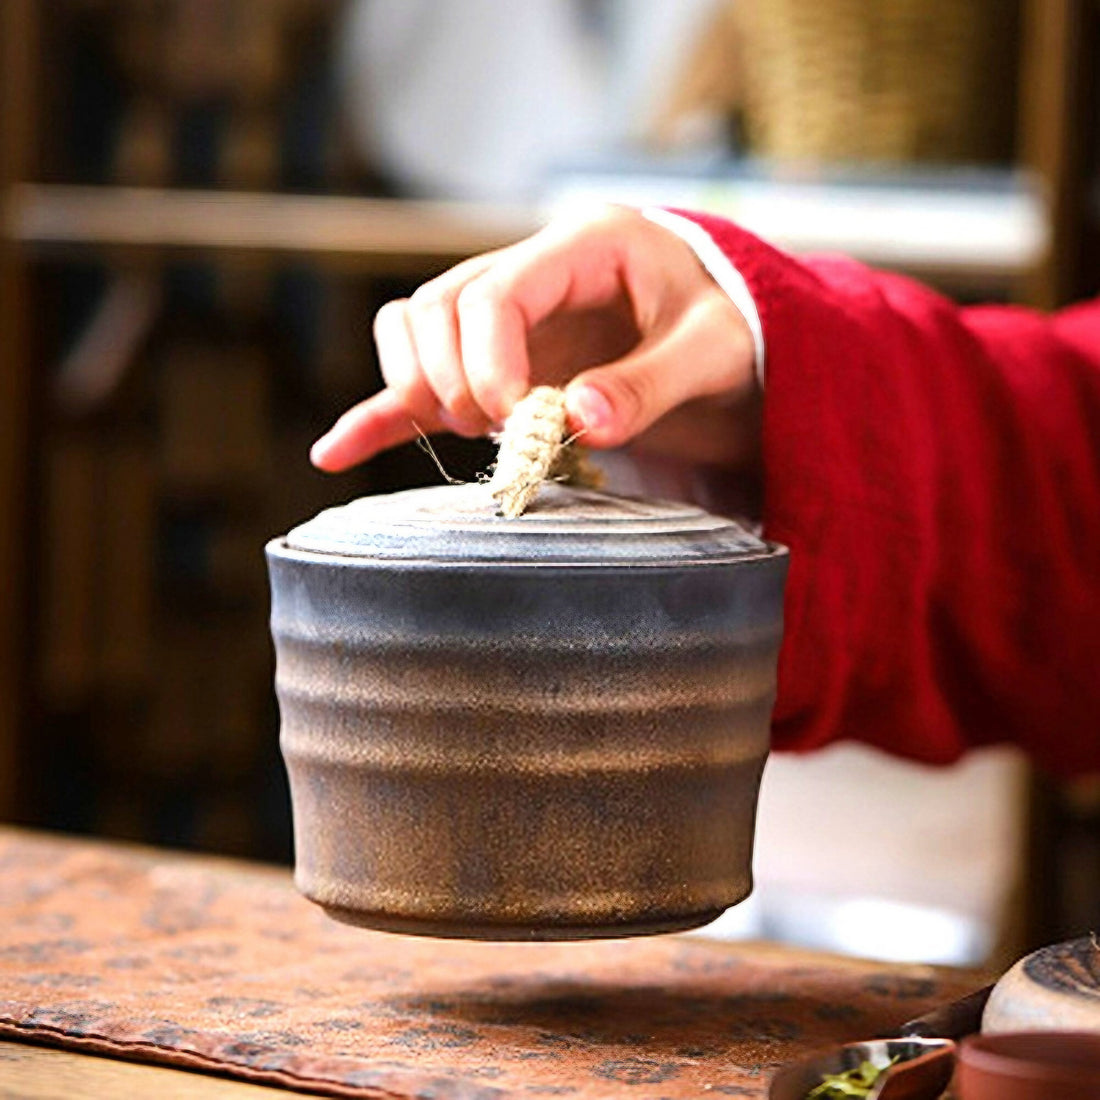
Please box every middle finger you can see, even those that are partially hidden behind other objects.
[407,281,489,436]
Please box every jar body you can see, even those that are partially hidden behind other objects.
[267,540,786,940]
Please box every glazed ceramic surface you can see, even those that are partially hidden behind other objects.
[767,1038,955,1100]
[267,483,788,940]
[982,936,1100,1034]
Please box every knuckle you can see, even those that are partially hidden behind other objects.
[465,372,501,421]
[456,275,505,316]
[378,358,416,401]
[592,201,641,230]
[408,280,454,319]
[549,201,639,241]
[377,353,423,408]
[373,298,407,340]
[372,299,396,331]
[608,371,649,428]
[441,375,490,426]
[437,384,472,418]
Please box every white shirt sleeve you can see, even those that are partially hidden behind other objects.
[641,207,767,387]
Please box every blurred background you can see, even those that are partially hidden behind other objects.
[1,0,1098,972]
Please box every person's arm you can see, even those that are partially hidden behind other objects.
[674,210,1100,776]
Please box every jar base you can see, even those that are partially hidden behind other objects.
[318,903,730,941]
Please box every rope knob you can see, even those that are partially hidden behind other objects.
[488,387,601,517]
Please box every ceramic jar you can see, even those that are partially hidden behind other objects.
[266,483,787,940]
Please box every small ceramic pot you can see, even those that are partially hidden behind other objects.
[983,937,1100,1033]
[956,1032,1100,1100]
[267,483,787,940]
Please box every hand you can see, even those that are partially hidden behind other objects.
[310,205,760,473]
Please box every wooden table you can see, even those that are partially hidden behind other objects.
[0,1039,306,1099]
[0,828,988,1099]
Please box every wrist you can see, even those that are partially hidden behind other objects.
[642,207,767,387]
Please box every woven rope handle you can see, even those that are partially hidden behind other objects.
[488,387,600,518]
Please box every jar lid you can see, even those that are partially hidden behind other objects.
[283,482,774,566]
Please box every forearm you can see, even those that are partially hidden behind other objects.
[676,210,1100,775]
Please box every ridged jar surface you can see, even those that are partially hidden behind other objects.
[268,540,787,940]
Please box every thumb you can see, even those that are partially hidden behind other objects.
[563,293,755,449]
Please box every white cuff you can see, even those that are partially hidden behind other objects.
[641,207,766,387]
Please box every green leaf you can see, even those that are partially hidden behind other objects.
[805,1056,898,1099]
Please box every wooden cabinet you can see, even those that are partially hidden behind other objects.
[0,0,526,853]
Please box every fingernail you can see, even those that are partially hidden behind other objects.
[566,384,613,434]
[310,435,333,467]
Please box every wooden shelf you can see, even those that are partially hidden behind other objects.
[4,184,541,272]
[6,182,1042,298]
[546,164,1049,299]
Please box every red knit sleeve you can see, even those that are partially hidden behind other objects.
[671,210,1100,777]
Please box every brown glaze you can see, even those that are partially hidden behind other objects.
[267,484,787,939]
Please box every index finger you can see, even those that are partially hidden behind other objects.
[310,388,426,472]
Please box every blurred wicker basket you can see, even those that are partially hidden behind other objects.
[734,0,1019,163]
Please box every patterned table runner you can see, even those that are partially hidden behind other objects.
[0,828,985,1098]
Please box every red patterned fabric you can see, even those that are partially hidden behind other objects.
[675,211,1100,777]
[0,829,984,1098]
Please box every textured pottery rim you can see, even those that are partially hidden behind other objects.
[959,1031,1100,1084]
[267,536,789,570]
[277,483,787,567]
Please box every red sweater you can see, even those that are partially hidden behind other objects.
[677,210,1100,777]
